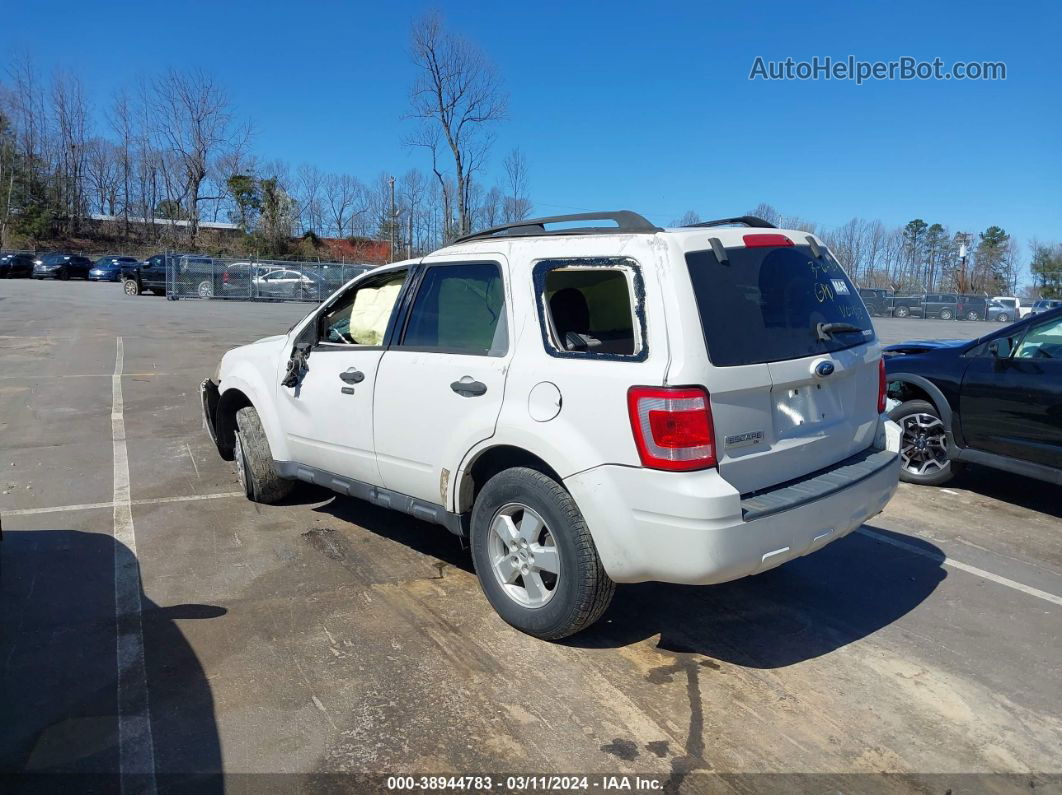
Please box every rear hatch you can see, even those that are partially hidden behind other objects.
[684,237,879,494]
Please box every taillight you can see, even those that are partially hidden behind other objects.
[223,271,229,283]
[743,233,794,248]
[877,358,887,413]
[627,386,716,471]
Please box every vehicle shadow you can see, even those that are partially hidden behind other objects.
[567,525,946,669]
[948,465,1061,518]
[0,528,225,791]
[308,493,946,671]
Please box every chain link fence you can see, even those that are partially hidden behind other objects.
[166,256,374,302]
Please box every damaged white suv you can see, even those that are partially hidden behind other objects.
[203,211,901,639]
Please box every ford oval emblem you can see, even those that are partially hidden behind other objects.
[815,361,835,377]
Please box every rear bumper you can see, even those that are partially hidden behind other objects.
[565,419,901,585]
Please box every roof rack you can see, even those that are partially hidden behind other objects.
[453,211,661,244]
[682,215,776,229]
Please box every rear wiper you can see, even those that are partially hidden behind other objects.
[816,322,864,341]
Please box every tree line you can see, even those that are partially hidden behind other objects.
[674,205,1056,297]
[0,12,529,259]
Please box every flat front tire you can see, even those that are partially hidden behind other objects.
[234,406,293,504]
[470,467,614,640]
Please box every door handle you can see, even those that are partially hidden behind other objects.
[450,377,487,397]
[339,368,365,384]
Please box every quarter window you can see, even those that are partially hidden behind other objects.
[534,258,645,360]
[399,263,507,355]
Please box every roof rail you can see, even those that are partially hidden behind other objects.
[682,215,776,229]
[453,211,661,244]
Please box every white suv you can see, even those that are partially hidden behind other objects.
[202,211,901,639]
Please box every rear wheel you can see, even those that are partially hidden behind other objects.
[123,279,141,296]
[234,406,293,504]
[888,399,955,486]
[197,279,214,298]
[470,467,614,640]
[996,312,1011,323]
[939,309,953,320]
[58,268,70,281]
[966,310,981,321]
[894,305,910,318]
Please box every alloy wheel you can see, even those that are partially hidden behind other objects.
[233,432,248,494]
[487,503,560,608]
[899,413,948,477]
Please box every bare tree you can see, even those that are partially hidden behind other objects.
[670,210,701,227]
[150,68,247,246]
[295,163,324,234]
[408,11,507,238]
[323,172,366,238]
[502,147,531,222]
[84,137,120,215]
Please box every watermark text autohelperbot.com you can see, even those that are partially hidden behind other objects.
[749,56,1006,85]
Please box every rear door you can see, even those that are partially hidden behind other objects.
[372,258,510,505]
[684,240,879,494]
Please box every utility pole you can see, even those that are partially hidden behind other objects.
[389,175,396,263]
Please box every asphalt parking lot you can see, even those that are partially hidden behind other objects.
[1,279,1060,790]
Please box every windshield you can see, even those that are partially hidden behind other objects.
[684,244,874,367]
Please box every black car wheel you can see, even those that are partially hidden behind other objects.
[888,399,955,486]
[58,269,70,281]
[894,306,910,318]
[123,279,141,296]
[233,407,293,504]
[995,312,1011,323]
[966,311,981,321]
[939,309,953,320]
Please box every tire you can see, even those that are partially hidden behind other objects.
[939,309,953,320]
[894,306,910,318]
[996,312,1011,323]
[123,279,141,296]
[966,311,981,321]
[197,279,214,298]
[234,406,294,504]
[888,399,956,486]
[58,269,70,281]
[470,467,615,640]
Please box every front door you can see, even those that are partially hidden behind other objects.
[960,314,1062,468]
[275,268,410,484]
[373,259,510,506]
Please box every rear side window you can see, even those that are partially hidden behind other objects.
[685,244,873,367]
[534,257,646,360]
[400,263,507,356]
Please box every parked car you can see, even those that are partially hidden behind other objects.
[884,306,1062,486]
[88,255,140,282]
[0,252,35,278]
[958,294,991,321]
[32,253,93,280]
[201,211,901,639]
[858,287,893,317]
[992,296,1030,319]
[889,295,924,318]
[1030,298,1062,316]
[121,252,205,296]
[986,300,1017,323]
[922,293,961,320]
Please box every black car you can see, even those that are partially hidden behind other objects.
[89,255,140,282]
[858,287,893,316]
[958,294,991,321]
[32,253,93,280]
[889,295,924,318]
[884,307,1062,486]
[0,252,34,278]
[121,252,196,296]
[922,293,961,320]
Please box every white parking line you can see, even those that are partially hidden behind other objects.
[3,491,244,518]
[858,527,1062,607]
[111,337,157,792]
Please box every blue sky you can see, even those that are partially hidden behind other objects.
[3,0,1058,262]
